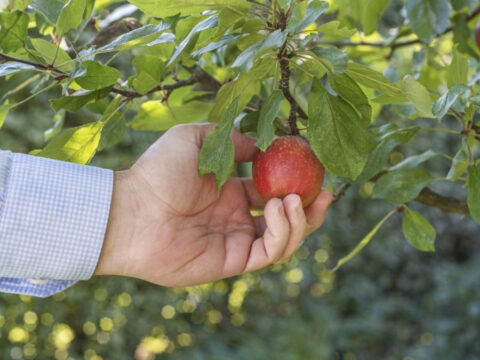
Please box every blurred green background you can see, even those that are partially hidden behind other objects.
[2,0,480,359]
[0,90,479,360]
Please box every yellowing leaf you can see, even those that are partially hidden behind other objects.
[130,100,211,131]
[32,122,103,164]
[127,0,250,17]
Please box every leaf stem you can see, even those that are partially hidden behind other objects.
[331,207,399,272]
[8,81,58,111]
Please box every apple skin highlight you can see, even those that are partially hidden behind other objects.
[252,136,325,207]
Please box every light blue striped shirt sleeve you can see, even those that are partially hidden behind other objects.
[0,151,113,297]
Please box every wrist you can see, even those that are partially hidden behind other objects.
[95,170,135,277]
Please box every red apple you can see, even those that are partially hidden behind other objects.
[252,136,325,207]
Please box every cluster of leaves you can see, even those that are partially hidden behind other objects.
[1,0,480,265]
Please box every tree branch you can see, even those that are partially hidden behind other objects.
[315,6,480,58]
[0,53,221,102]
[415,188,469,216]
[332,182,470,216]
[278,46,300,136]
[0,53,68,78]
[274,7,307,135]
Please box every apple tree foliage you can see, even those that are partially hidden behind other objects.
[1,0,480,266]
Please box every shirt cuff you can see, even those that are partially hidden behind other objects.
[0,152,113,284]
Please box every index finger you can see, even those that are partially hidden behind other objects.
[304,189,333,235]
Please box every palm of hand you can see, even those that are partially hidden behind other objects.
[102,124,331,288]
[127,126,263,286]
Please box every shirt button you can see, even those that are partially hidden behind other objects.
[29,279,48,285]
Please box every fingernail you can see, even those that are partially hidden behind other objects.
[286,194,302,211]
[293,194,303,209]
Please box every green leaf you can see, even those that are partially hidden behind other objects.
[447,47,469,88]
[97,23,172,52]
[402,75,434,118]
[287,0,328,34]
[255,90,284,151]
[30,0,64,24]
[296,51,327,80]
[389,150,438,171]
[329,73,372,125]
[357,125,420,182]
[332,208,397,271]
[310,47,348,75]
[56,0,86,35]
[97,96,125,151]
[191,34,239,57]
[50,88,111,112]
[44,110,65,140]
[452,16,477,58]
[167,15,218,67]
[405,0,449,42]
[29,38,74,71]
[362,0,389,35]
[0,104,10,128]
[198,98,238,188]
[346,62,406,101]
[316,20,356,39]
[73,61,121,90]
[0,11,29,52]
[131,55,165,95]
[372,168,434,204]
[209,64,266,123]
[402,208,436,252]
[308,79,373,180]
[239,111,259,134]
[467,165,480,224]
[215,7,246,38]
[0,62,36,77]
[32,122,103,164]
[127,0,250,17]
[231,29,287,72]
[130,99,212,131]
[451,0,477,10]
[446,141,469,181]
[98,114,125,151]
[432,84,468,119]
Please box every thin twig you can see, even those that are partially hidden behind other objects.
[314,6,480,58]
[1,53,221,102]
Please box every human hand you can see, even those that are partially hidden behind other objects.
[95,124,332,286]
